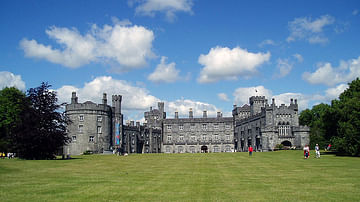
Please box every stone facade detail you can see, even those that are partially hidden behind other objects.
[233,96,310,151]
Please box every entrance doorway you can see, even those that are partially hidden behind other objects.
[201,145,208,153]
[281,140,292,149]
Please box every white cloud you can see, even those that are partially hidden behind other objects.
[233,86,272,106]
[20,23,155,72]
[274,58,293,78]
[217,93,229,102]
[197,46,270,83]
[259,39,276,47]
[293,53,304,62]
[131,0,193,21]
[147,56,181,83]
[166,98,221,118]
[325,83,348,100]
[56,76,159,110]
[0,71,26,91]
[287,15,335,44]
[303,56,360,86]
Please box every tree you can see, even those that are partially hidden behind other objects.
[11,82,70,159]
[330,78,360,156]
[0,87,30,152]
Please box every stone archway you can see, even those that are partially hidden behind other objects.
[201,145,208,153]
[281,140,292,149]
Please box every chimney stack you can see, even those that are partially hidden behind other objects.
[175,111,179,119]
[189,108,193,118]
[203,110,207,118]
[102,93,107,105]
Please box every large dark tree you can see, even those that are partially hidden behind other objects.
[0,87,30,152]
[11,82,70,159]
[330,78,360,156]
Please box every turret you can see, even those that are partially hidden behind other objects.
[102,93,107,105]
[189,108,193,118]
[112,95,122,115]
[71,92,78,104]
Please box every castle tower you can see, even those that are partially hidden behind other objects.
[250,96,266,116]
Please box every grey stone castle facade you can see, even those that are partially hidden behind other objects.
[64,93,309,155]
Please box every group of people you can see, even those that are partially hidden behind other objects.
[0,152,15,159]
[303,144,321,159]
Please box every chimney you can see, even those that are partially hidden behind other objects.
[294,99,297,105]
[290,98,294,105]
[203,110,207,118]
[189,108,193,118]
[130,121,134,126]
[102,93,107,105]
[217,112,222,118]
[175,111,179,119]
[136,121,140,127]
[150,106,152,111]
[233,104,237,109]
[272,98,275,105]
[71,92,78,104]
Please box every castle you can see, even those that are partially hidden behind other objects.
[64,93,309,155]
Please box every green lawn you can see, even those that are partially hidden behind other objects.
[1,150,360,201]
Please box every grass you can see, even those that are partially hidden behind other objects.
[1,150,360,201]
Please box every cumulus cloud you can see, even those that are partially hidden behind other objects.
[197,46,270,83]
[20,22,155,72]
[0,71,26,91]
[274,58,293,78]
[233,86,272,106]
[147,56,181,83]
[302,56,360,86]
[217,93,230,102]
[287,15,335,44]
[166,98,221,118]
[325,83,348,100]
[56,76,159,110]
[259,39,276,47]
[131,0,193,21]
[293,53,304,63]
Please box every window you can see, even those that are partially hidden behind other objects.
[167,135,172,141]
[213,146,220,153]
[89,136,94,142]
[225,124,231,129]
[72,136,77,141]
[97,116,102,122]
[78,125,83,133]
[179,125,184,130]
[213,124,219,130]
[146,141,149,145]
[191,134,196,141]
[179,135,184,141]
[97,126,102,134]
[226,135,230,141]
[79,115,84,121]
[202,124,207,130]
[190,124,195,130]
[167,125,172,130]
[166,147,171,153]
[132,139,135,145]
[190,146,195,153]
[202,134,206,141]
[214,134,219,141]
[178,146,184,153]
[225,145,231,152]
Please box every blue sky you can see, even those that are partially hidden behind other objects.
[1,0,360,122]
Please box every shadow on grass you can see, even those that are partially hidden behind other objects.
[55,157,83,160]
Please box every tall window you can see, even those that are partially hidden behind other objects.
[202,134,206,141]
[166,147,171,153]
[79,115,84,121]
[97,126,102,134]
[78,125,83,133]
[167,135,172,141]
[89,136,94,142]
[213,146,220,153]
[226,135,230,141]
[72,136,77,142]
[178,146,184,153]
[179,135,184,141]
[97,116,102,122]
[214,134,219,141]
[179,125,184,130]
[202,124,207,130]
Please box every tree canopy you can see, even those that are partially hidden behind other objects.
[0,83,70,159]
[300,78,360,156]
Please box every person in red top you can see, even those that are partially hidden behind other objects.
[249,146,253,156]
